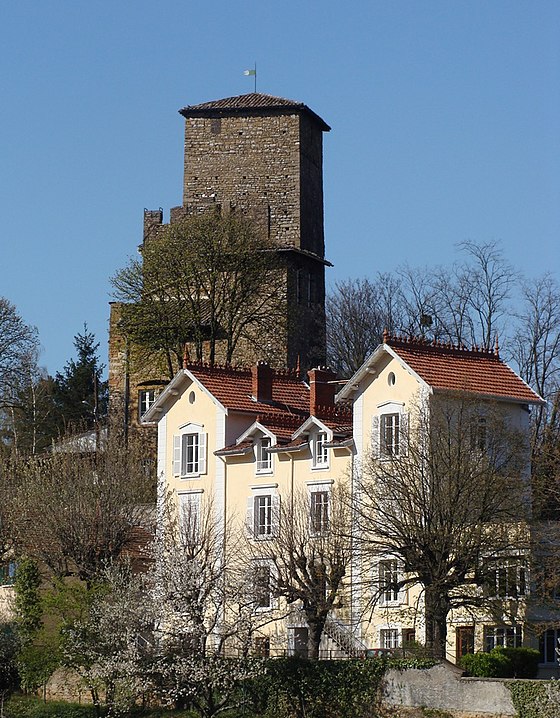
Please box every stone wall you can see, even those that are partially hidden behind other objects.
[382,661,560,717]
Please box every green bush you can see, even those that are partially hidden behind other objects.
[460,647,540,679]
[494,647,540,678]
[460,650,511,678]
[5,695,98,718]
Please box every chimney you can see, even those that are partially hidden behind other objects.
[252,361,273,403]
[308,367,337,416]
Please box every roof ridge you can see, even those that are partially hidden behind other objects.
[383,331,500,359]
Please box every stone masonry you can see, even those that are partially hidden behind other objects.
[109,93,331,435]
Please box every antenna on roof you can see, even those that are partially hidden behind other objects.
[243,62,257,92]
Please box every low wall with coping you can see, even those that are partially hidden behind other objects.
[383,662,516,717]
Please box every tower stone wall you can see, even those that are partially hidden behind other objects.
[109,93,330,434]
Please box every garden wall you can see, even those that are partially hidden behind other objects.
[383,662,516,717]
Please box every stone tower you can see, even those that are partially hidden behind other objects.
[109,93,331,432]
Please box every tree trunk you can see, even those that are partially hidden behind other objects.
[306,615,326,660]
[424,586,450,659]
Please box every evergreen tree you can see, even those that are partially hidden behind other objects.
[53,326,108,432]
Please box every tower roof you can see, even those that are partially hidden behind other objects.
[179,93,330,131]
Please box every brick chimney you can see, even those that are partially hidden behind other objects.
[308,367,337,416]
[252,361,273,403]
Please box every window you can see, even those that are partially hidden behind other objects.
[380,629,400,650]
[179,492,201,540]
[470,416,487,452]
[484,625,522,651]
[379,559,399,604]
[540,629,560,665]
[373,409,407,458]
[313,432,328,468]
[247,491,279,538]
[253,564,272,609]
[310,490,329,534]
[138,388,158,419]
[0,560,16,586]
[381,413,400,456]
[253,636,270,657]
[256,437,272,474]
[173,428,207,477]
[487,558,527,599]
[255,495,273,536]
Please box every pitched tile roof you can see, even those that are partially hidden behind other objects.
[386,335,544,405]
[179,93,330,131]
[188,363,310,419]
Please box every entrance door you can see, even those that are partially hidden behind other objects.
[456,626,475,663]
[289,627,309,658]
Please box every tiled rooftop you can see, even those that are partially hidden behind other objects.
[386,335,543,405]
[188,363,310,419]
[179,93,331,131]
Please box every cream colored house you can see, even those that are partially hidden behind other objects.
[145,334,552,667]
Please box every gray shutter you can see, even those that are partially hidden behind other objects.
[245,496,255,537]
[173,435,181,476]
[271,494,281,537]
[371,416,380,458]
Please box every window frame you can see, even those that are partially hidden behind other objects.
[312,431,329,469]
[484,625,522,651]
[487,557,528,600]
[372,402,408,460]
[138,388,159,420]
[379,628,400,650]
[252,561,274,610]
[310,489,329,535]
[256,436,273,474]
[173,424,207,478]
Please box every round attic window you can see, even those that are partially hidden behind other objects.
[388,372,396,386]
[188,391,196,404]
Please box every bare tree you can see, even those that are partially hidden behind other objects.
[11,428,153,584]
[152,494,266,717]
[458,240,517,351]
[355,393,528,658]
[249,488,353,659]
[326,275,404,376]
[111,212,285,376]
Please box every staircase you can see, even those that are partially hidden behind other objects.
[323,617,367,658]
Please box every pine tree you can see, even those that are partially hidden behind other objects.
[53,325,108,432]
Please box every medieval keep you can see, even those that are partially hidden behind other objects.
[109,93,331,434]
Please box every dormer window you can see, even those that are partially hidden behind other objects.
[256,436,272,474]
[313,431,329,468]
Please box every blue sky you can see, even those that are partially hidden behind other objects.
[1,1,558,375]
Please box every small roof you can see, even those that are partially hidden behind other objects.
[179,93,331,132]
[338,334,544,406]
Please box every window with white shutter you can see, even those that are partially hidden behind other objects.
[173,425,207,477]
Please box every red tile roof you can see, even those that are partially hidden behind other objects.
[386,335,543,405]
[188,363,310,419]
[179,93,331,131]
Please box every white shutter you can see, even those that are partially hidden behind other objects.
[397,561,406,604]
[245,496,255,537]
[371,416,380,458]
[198,432,207,474]
[400,413,409,457]
[173,435,181,476]
[271,494,281,537]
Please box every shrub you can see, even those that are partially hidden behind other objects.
[461,647,540,679]
[494,647,540,678]
[460,650,511,678]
